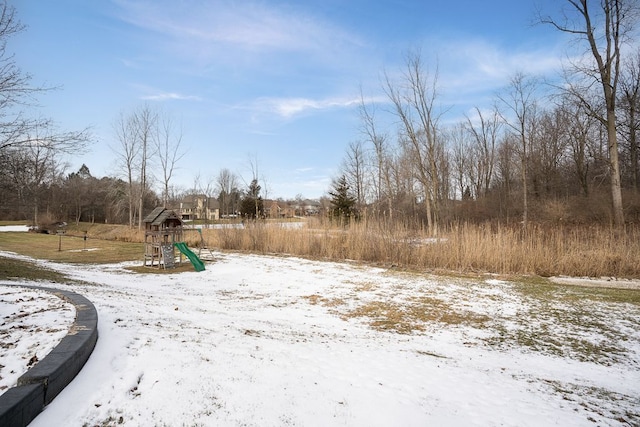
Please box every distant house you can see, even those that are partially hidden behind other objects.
[264,200,282,219]
[301,199,321,216]
[264,200,294,219]
[290,199,321,216]
[176,194,220,221]
[262,199,322,218]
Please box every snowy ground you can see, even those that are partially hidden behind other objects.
[0,248,639,426]
[0,286,75,393]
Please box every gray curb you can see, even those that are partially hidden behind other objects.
[0,287,98,427]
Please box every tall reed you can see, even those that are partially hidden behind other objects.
[201,219,640,278]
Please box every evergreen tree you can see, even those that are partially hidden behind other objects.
[328,175,357,223]
[240,179,263,219]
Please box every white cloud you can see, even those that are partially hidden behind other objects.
[252,96,362,119]
[438,38,566,92]
[114,0,362,55]
[295,167,314,173]
[130,83,201,102]
[140,92,201,102]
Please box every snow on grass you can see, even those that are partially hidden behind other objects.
[0,250,638,426]
[0,286,75,392]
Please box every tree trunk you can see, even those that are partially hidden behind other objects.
[607,110,625,226]
[630,102,639,193]
[521,134,528,229]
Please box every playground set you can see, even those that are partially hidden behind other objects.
[142,207,206,271]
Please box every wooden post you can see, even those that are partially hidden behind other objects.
[57,229,65,251]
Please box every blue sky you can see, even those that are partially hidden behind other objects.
[14,0,569,199]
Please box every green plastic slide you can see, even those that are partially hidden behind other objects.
[174,242,206,272]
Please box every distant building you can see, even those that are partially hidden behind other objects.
[264,200,295,218]
[175,194,220,221]
[264,199,322,218]
[291,199,321,216]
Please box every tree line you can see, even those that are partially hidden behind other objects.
[334,0,640,232]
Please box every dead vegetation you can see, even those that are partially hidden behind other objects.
[3,218,639,278]
[202,219,640,278]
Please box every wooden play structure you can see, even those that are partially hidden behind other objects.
[143,207,184,268]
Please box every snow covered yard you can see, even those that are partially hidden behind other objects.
[0,250,639,426]
[0,286,75,393]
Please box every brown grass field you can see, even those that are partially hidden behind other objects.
[203,218,640,279]
[1,219,639,278]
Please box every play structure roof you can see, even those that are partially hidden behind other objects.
[143,207,183,226]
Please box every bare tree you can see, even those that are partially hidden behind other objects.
[134,105,157,229]
[243,154,263,218]
[384,50,443,235]
[66,164,91,225]
[0,2,90,154]
[540,0,639,226]
[358,92,393,217]
[561,96,600,197]
[11,123,70,224]
[530,107,570,198]
[342,140,367,209]
[495,134,518,221]
[449,122,474,200]
[465,106,501,198]
[113,110,140,228]
[216,168,240,217]
[0,1,42,152]
[619,50,640,192]
[155,112,185,207]
[112,104,157,228]
[498,72,541,228]
[0,2,90,224]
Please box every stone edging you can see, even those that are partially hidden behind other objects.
[0,287,98,427]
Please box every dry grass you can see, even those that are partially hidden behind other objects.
[65,223,145,243]
[3,219,638,278]
[203,219,640,278]
[0,231,143,264]
[305,291,491,335]
[345,297,490,334]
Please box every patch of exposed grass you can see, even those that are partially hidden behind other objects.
[346,296,490,334]
[0,255,71,283]
[348,300,424,334]
[306,291,490,335]
[542,380,640,425]
[304,294,346,308]
[304,273,638,366]
[483,282,639,365]
[513,280,640,305]
[487,325,628,364]
[353,281,378,292]
[0,232,143,264]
